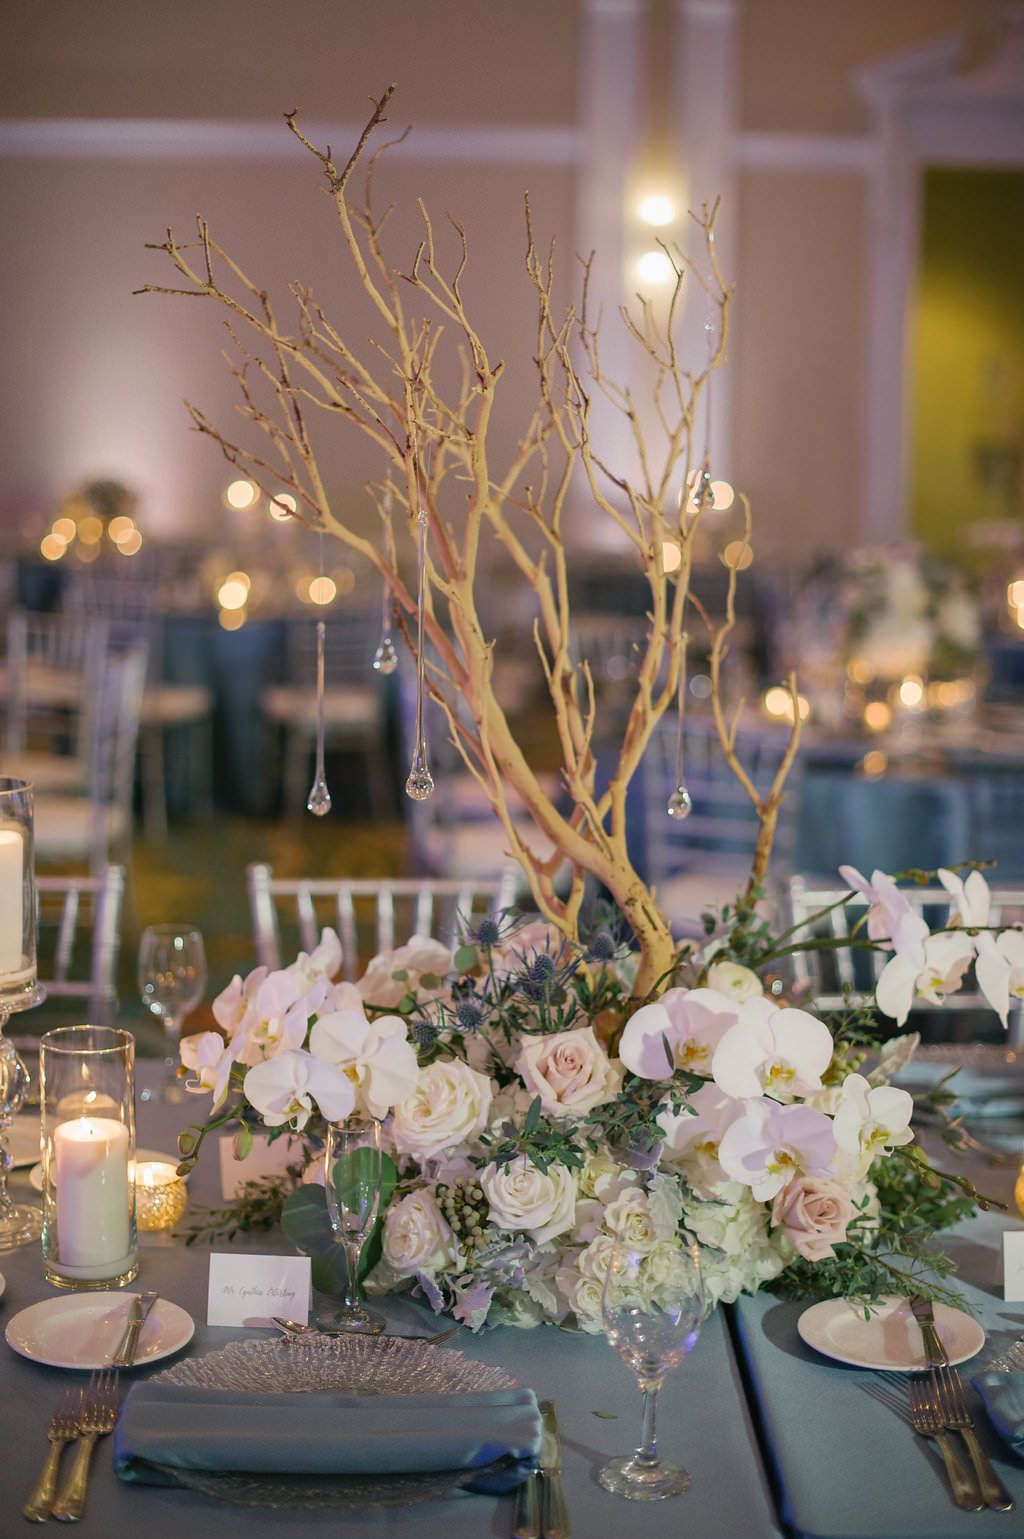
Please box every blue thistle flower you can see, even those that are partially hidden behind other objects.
[585,930,617,962]
[473,917,501,948]
[410,1019,439,1050]
[455,999,485,1033]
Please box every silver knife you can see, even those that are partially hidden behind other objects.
[910,1295,1014,1512]
[539,1399,569,1539]
[511,1467,541,1539]
[112,1291,159,1367]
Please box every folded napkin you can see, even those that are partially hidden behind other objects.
[114,1384,541,1494]
[970,1373,1024,1460]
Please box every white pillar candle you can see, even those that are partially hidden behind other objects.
[53,1116,131,1267]
[0,826,24,975]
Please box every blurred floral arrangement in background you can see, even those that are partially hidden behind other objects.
[781,544,983,731]
[176,863,1014,1331]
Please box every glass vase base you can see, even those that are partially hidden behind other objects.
[45,1257,139,1290]
[599,1454,691,1501]
[0,1202,43,1251]
[314,1305,384,1336]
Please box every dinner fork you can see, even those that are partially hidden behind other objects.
[23,1390,80,1522]
[907,1375,983,1510]
[930,1361,1015,1511]
[51,1368,120,1522]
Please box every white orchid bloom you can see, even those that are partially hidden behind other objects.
[974,929,1024,1030]
[308,1007,419,1118]
[284,927,343,992]
[938,867,991,931]
[658,1080,747,1198]
[875,930,974,1025]
[228,966,322,1067]
[711,996,835,1101]
[243,1048,355,1129]
[837,865,928,966]
[831,1072,914,1180]
[179,1029,235,1107]
[717,1097,837,1202]
[618,987,740,1080]
[211,966,268,1036]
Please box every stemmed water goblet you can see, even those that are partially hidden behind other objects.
[599,1235,704,1500]
[137,924,207,1103]
[320,1115,384,1334]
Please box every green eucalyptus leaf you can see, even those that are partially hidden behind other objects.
[454,944,479,972]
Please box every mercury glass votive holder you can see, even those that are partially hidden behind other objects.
[134,1161,188,1231]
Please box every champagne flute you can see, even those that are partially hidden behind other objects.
[137,923,206,1103]
[599,1236,704,1500]
[321,1115,384,1334]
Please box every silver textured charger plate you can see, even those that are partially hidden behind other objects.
[147,1335,520,1508]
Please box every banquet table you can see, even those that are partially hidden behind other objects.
[1,1061,1023,1538]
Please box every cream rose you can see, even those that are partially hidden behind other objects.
[358,938,453,1009]
[705,959,764,1003]
[480,1157,579,1245]
[602,1190,659,1253]
[390,1059,493,1162]
[381,1189,456,1277]
[515,1026,622,1119]
[771,1176,855,1262]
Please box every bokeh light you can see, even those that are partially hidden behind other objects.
[225,478,259,510]
[639,194,676,227]
[636,249,674,285]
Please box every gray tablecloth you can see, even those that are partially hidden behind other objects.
[0,1064,781,1537]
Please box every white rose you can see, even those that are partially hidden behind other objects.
[576,1232,618,1283]
[390,1059,493,1162]
[555,1267,605,1329]
[602,1190,659,1253]
[381,1189,456,1277]
[358,938,453,1008]
[515,1026,623,1118]
[480,1157,579,1245]
[705,960,764,1003]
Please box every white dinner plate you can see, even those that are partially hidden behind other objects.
[797,1295,985,1371]
[27,1147,183,1194]
[0,1272,5,1300]
[6,1116,41,1167]
[5,1291,194,1370]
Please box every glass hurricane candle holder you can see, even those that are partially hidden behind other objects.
[134,1160,188,1232]
[0,778,46,1251]
[40,1026,138,1288]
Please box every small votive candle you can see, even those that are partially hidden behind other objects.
[134,1161,188,1232]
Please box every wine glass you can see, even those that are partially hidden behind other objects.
[321,1116,384,1334]
[599,1236,704,1500]
[137,924,207,1103]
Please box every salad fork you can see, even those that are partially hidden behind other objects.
[52,1368,120,1522]
[931,1362,1014,1511]
[907,1375,983,1510]
[23,1390,80,1522]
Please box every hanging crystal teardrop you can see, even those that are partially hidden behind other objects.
[306,618,332,816]
[372,584,398,674]
[667,785,693,819]
[693,468,714,510]
[405,506,435,802]
[372,635,398,674]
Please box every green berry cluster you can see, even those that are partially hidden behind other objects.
[435,1180,491,1250]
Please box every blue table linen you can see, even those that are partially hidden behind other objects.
[970,1373,1024,1460]
[114,1384,542,1494]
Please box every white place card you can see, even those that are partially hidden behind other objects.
[1004,1231,1024,1302]
[218,1131,307,1199]
[207,1252,311,1327]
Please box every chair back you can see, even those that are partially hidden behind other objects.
[639,714,803,929]
[35,865,125,1024]
[3,608,109,758]
[786,873,1024,1017]
[247,862,519,977]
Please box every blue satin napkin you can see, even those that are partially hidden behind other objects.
[970,1373,1024,1460]
[114,1384,542,1494]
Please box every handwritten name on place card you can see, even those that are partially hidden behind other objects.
[207,1252,312,1327]
[1005,1232,1024,1302]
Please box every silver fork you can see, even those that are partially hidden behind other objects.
[931,1361,1015,1511]
[23,1389,80,1522]
[52,1368,120,1522]
[907,1375,983,1510]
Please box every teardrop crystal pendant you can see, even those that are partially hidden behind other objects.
[692,468,714,511]
[667,784,693,819]
[372,584,398,674]
[404,505,435,803]
[405,755,435,801]
[306,617,332,816]
[372,635,398,674]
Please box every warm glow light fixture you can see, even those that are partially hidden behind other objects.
[309,575,337,606]
[217,572,251,610]
[661,540,682,574]
[897,676,925,709]
[39,533,67,561]
[269,492,297,521]
[225,478,259,510]
[52,517,77,543]
[709,480,734,510]
[639,194,676,228]
[114,529,143,556]
[762,686,810,723]
[218,607,246,632]
[635,249,674,285]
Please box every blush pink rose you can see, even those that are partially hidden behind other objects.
[771,1176,855,1262]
